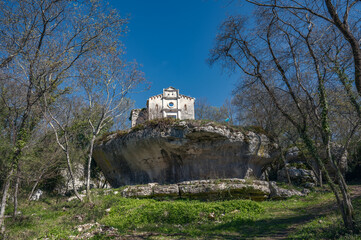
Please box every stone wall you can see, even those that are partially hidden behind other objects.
[130,108,148,127]
[148,94,163,120]
[178,95,195,120]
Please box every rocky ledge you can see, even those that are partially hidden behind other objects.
[93,120,278,187]
[121,179,307,201]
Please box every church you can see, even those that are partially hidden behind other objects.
[130,87,195,127]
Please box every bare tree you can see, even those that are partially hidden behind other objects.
[43,96,84,201]
[0,0,128,233]
[209,6,357,230]
[77,51,146,200]
[195,97,230,122]
[245,0,361,96]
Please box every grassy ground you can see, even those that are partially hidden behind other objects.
[3,184,361,240]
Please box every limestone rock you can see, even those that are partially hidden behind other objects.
[55,163,85,195]
[70,222,119,240]
[153,184,179,197]
[120,178,303,201]
[30,189,43,201]
[55,163,109,196]
[67,194,86,202]
[269,182,305,199]
[284,144,348,177]
[178,179,270,201]
[277,167,317,185]
[93,120,278,187]
[304,182,316,189]
[121,183,157,198]
[302,188,311,195]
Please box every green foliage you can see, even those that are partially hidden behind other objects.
[144,118,181,128]
[131,123,145,132]
[95,129,129,145]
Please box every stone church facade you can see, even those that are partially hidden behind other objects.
[131,87,195,127]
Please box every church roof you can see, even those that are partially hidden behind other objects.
[180,94,195,100]
[147,87,195,100]
[164,86,177,91]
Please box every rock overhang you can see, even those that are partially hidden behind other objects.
[93,120,278,187]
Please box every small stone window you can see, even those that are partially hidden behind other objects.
[184,104,187,111]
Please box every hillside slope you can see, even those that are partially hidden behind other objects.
[5,184,361,239]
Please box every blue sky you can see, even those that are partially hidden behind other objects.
[109,0,252,108]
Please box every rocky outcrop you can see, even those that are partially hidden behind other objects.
[29,189,44,201]
[281,144,348,184]
[121,179,306,201]
[93,120,278,187]
[55,163,109,195]
[277,167,317,185]
[268,182,305,199]
[285,144,348,174]
[55,163,85,195]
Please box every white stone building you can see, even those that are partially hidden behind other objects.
[131,87,195,127]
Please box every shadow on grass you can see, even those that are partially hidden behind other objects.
[196,200,340,239]
[110,195,361,239]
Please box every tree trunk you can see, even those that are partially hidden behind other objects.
[86,135,96,200]
[102,180,108,189]
[280,148,292,185]
[324,0,361,97]
[46,110,83,202]
[65,151,83,202]
[28,170,44,201]
[326,141,355,231]
[0,169,13,235]
[13,171,20,217]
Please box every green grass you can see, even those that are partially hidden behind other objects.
[102,198,263,235]
[4,186,361,239]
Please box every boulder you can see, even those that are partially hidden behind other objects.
[304,182,316,189]
[93,120,278,187]
[269,182,305,199]
[30,189,43,201]
[120,178,304,201]
[153,184,179,198]
[284,144,348,178]
[277,167,317,185]
[55,163,109,196]
[55,163,85,195]
[67,194,86,202]
[178,179,271,201]
[122,183,157,198]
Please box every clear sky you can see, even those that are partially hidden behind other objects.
[109,0,252,108]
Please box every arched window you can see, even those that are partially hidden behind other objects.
[184,104,187,111]
[156,104,159,112]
